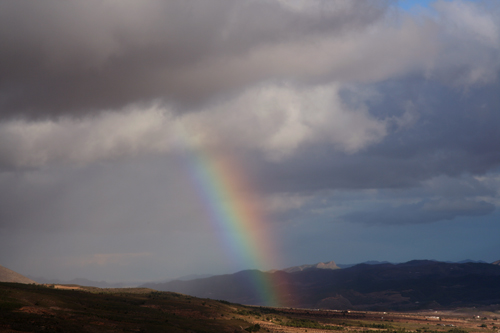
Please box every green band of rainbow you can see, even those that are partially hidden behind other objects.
[176,126,291,307]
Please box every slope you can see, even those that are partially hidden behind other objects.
[0,264,36,284]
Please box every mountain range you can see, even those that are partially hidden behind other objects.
[4,258,500,310]
[28,273,215,288]
[141,260,500,310]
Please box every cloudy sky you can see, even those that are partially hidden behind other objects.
[1,0,500,283]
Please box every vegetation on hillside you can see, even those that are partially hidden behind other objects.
[1,282,498,332]
[0,282,258,332]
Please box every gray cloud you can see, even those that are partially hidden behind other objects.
[249,77,500,194]
[0,0,498,170]
[0,155,216,232]
[341,199,496,225]
[0,0,389,119]
[0,83,388,169]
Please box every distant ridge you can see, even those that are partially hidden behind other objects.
[276,260,340,273]
[455,259,488,264]
[149,260,500,309]
[0,264,36,284]
[29,277,133,288]
[174,274,213,281]
[29,273,215,289]
[337,260,393,268]
[493,260,500,265]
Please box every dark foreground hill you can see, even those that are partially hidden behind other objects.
[0,283,264,332]
[0,264,36,284]
[2,282,499,333]
[143,260,500,310]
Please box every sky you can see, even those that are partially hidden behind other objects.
[1,0,500,283]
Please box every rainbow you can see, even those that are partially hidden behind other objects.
[176,126,291,307]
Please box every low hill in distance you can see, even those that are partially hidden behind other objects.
[273,260,340,273]
[29,277,132,288]
[27,259,496,289]
[144,260,500,311]
[1,282,499,333]
[493,260,500,265]
[31,273,215,289]
[337,260,394,268]
[0,264,36,284]
[455,259,488,264]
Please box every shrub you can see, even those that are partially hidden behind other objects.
[245,324,261,332]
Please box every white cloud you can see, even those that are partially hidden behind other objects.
[0,82,391,167]
[0,107,177,168]
[436,0,499,46]
[183,83,388,161]
[428,0,500,85]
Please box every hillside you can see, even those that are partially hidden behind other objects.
[0,265,36,284]
[492,260,500,265]
[0,282,262,332]
[145,260,500,310]
[1,282,499,333]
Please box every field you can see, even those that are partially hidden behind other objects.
[1,282,499,333]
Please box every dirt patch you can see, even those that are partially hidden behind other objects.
[52,285,82,290]
[18,306,55,316]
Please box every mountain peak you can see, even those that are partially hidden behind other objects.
[280,260,340,273]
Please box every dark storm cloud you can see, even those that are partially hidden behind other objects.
[0,0,389,119]
[341,199,496,225]
[252,78,500,194]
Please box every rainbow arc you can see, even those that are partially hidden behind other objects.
[176,126,292,307]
